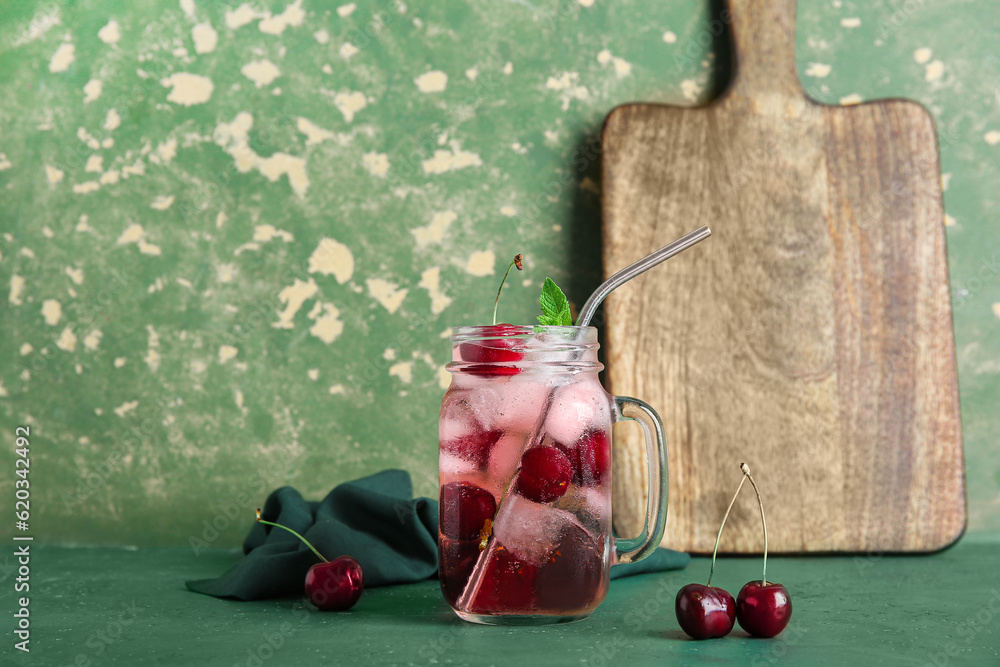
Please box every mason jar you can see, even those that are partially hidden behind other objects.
[439,324,669,625]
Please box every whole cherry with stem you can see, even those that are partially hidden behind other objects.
[674,470,749,639]
[735,463,792,638]
[492,253,523,326]
[460,254,525,374]
[256,509,364,611]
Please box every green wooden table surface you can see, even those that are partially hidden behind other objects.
[4,535,998,666]
[2,0,999,551]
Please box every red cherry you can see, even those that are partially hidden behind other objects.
[734,464,791,637]
[515,446,573,503]
[736,581,792,638]
[675,583,736,639]
[459,324,524,376]
[439,482,497,540]
[304,556,364,611]
[255,509,364,613]
[441,427,503,468]
[469,545,538,613]
[536,524,603,612]
[557,429,611,487]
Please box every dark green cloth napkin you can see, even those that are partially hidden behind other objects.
[186,469,687,600]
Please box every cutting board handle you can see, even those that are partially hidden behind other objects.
[725,0,803,99]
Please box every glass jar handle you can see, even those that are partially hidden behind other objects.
[612,395,669,564]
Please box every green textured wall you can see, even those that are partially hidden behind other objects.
[1,0,997,547]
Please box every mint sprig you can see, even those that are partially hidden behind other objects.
[537,277,573,326]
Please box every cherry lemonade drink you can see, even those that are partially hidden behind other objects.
[439,325,613,623]
[439,263,668,625]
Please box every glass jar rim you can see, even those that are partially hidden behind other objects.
[450,324,597,340]
[447,325,601,374]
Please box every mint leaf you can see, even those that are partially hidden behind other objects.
[537,277,573,326]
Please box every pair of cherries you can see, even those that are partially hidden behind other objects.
[675,464,792,639]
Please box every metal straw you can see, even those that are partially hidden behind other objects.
[577,225,712,327]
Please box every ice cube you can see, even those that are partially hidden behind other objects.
[464,386,504,430]
[439,389,477,441]
[553,485,610,539]
[443,429,503,469]
[492,493,583,566]
[577,485,611,524]
[439,451,477,479]
[486,432,527,494]
[543,379,611,446]
[440,390,503,467]
[489,377,552,433]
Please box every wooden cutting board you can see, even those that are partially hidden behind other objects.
[603,0,964,554]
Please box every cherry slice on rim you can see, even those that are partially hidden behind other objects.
[459,324,525,376]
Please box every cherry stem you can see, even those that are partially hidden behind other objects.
[256,508,329,564]
[741,462,768,585]
[707,473,746,587]
[492,254,524,326]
